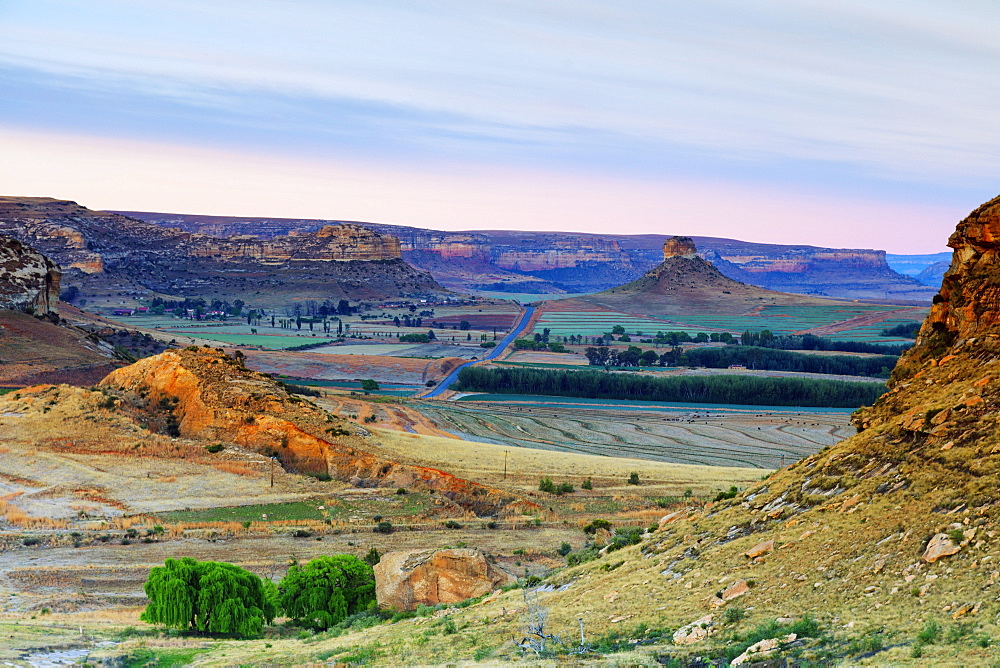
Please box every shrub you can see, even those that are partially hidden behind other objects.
[724,606,746,624]
[395,488,407,495]
[605,527,643,552]
[205,443,225,454]
[363,547,381,566]
[559,482,575,494]
[557,542,572,557]
[279,555,376,631]
[714,486,740,502]
[538,477,556,493]
[917,620,940,644]
[141,557,276,637]
[628,472,640,486]
[442,520,462,529]
[581,477,593,490]
[566,547,600,566]
[374,521,393,534]
[583,519,612,535]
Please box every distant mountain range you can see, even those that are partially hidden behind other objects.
[119,210,939,303]
[0,197,447,310]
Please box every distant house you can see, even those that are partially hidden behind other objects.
[728,364,746,370]
[113,309,135,316]
[135,306,149,313]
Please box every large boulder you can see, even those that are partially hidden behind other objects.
[374,548,515,611]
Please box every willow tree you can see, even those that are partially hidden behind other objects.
[141,557,276,637]
[279,555,376,630]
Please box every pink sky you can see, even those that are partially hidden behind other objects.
[0,128,962,252]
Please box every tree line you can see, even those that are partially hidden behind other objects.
[740,330,911,355]
[584,344,897,377]
[455,366,886,408]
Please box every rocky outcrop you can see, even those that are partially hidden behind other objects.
[663,236,698,259]
[98,348,536,516]
[0,236,60,314]
[374,548,515,611]
[185,224,401,262]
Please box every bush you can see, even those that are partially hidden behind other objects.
[374,521,393,534]
[628,472,640,485]
[538,477,556,493]
[399,333,430,343]
[581,477,593,490]
[583,519,612,535]
[714,485,739,502]
[557,542,572,557]
[205,443,225,454]
[605,527,643,552]
[141,557,276,637]
[559,482,575,494]
[480,341,496,348]
[442,520,462,529]
[566,546,600,566]
[279,555,376,631]
[724,606,747,624]
[917,619,941,645]
[363,547,381,566]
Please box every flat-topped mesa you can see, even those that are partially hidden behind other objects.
[0,236,60,314]
[663,236,698,260]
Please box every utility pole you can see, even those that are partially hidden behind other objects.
[270,457,277,487]
[503,450,508,481]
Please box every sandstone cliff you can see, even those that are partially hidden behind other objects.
[0,236,61,314]
[98,347,535,516]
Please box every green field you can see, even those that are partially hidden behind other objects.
[533,304,926,344]
[156,493,438,524]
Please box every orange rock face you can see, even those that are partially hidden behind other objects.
[99,348,536,516]
[374,548,515,610]
[923,194,1000,339]
[663,236,698,259]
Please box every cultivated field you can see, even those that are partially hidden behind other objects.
[532,302,927,344]
[408,399,853,469]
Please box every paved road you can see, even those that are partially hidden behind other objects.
[421,306,535,399]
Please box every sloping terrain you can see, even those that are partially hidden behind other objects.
[0,311,122,386]
[0,347,534,517]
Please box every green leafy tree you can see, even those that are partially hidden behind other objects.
[360,379,380,393]
[279,555,376,630]
[140,557,276,637]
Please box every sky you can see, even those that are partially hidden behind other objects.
[2,1,999,252]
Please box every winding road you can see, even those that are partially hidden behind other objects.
[421,306,535,399]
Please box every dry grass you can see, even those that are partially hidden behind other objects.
[369,427,765,495]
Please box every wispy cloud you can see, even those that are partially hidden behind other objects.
[0,0,997,246]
